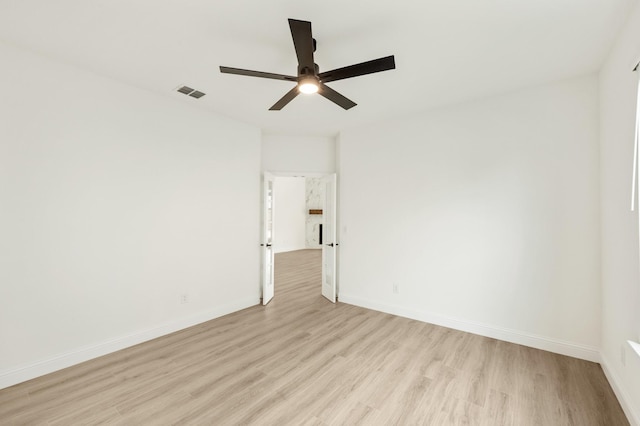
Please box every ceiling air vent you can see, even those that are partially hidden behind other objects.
[176,86,206,99]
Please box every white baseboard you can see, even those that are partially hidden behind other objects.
[339,294,600,362]
[0,297,259,390]
[600,354,640,426]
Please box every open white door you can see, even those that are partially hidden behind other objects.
[322,174,337,303]
[261,173,275,305]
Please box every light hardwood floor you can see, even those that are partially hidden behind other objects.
[0,249,629,425]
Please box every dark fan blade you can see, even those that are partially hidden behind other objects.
[269,86,300,110]
[288,19,315,72]
[220,66,297,82]
[318,84,357,110]
[318,55,395,83]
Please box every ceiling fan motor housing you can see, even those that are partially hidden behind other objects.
[298,64,320,78]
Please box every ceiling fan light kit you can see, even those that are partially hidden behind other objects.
[220,19,396,110]
[298,75,319,94]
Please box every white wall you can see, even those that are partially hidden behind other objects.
[273,177,306,253]
[599,0,640,422]
[0,41,261,388]
[262,134,336,173]
[338,75,601,362]
[305,178,324,249]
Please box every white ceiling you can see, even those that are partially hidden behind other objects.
[0,0,634,136]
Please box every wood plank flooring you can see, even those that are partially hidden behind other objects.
[0,249,629,425]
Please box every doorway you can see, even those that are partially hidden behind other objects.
[261,173,337,305]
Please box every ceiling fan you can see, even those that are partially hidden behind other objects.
[219,19,396,111]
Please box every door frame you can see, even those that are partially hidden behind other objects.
[260,171,339,303]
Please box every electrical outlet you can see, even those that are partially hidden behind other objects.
[393,283,399,294]
[180,293,189,304]
[621,344,626,366]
